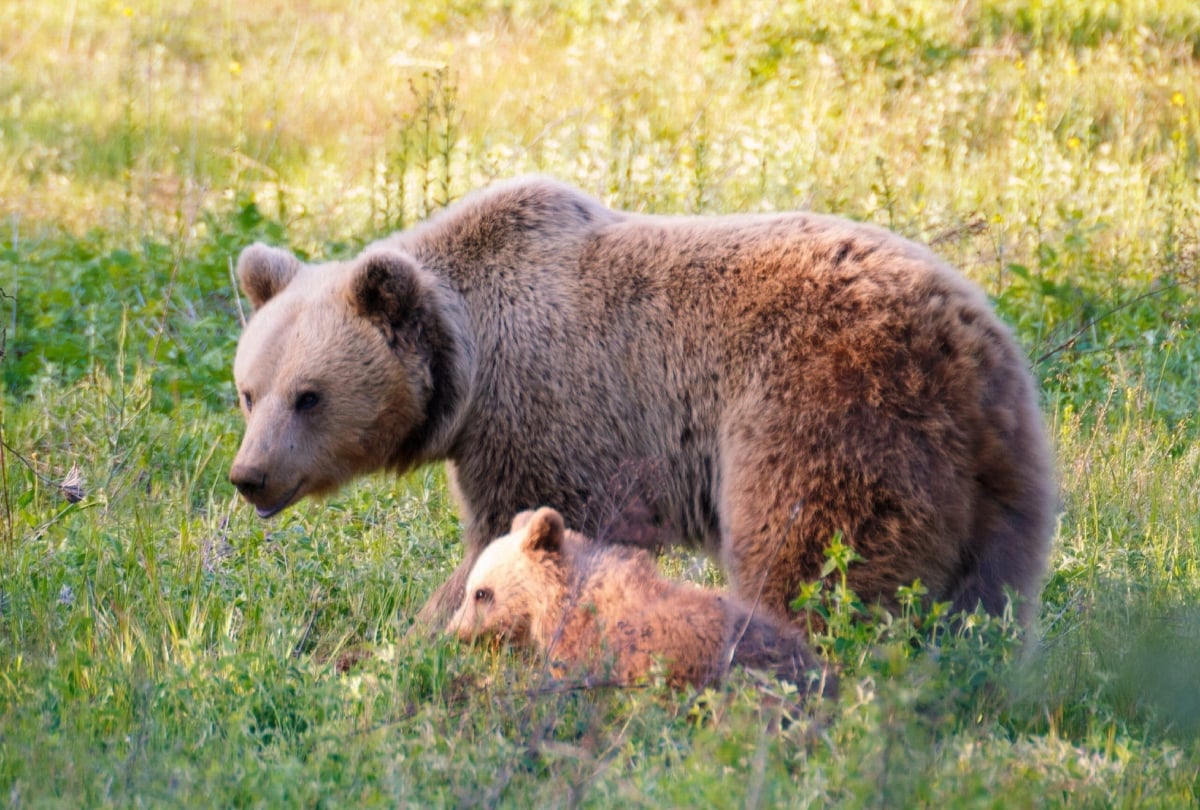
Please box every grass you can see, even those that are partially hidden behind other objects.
[2,0,1199,805]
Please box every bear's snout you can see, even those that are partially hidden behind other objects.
[229,463,268,498]
[229,462,304,518]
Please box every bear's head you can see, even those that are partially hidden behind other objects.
[447,507,571,646]
[229,243,473,518]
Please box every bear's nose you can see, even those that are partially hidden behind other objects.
[229,464,267,498]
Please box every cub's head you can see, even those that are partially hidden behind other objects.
[447,507,570,647]
[229,243,472,518]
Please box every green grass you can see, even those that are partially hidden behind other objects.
[2,0,1199,805]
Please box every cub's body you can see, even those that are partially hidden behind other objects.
[449,508,832,693]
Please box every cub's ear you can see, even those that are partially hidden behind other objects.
[523,507,565,554]
[347,249,424,327]
[237,244,302,310]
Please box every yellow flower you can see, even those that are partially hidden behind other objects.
[229,60,242,76]
[122,6,133,16]
[1067,135,1081,151]
[1171,91,1185,108]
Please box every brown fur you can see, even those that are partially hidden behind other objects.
[230,177,1055,627]
[448,508,834,693]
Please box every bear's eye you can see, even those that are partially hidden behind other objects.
[474,587,494,605]
[242,391,254,412]
[294,391,321,412]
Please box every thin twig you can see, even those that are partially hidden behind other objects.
[148,193,202,365]
[718,500,806,681]
[0,435,54,486]
[291,585,325,658]
[0,422,10,554]
[1034,280,1184,366]
[230,255,247,329]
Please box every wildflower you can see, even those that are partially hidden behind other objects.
[59,463,85,504]
[1171,91,1185,108]
[1067,136,1082,151]
[58,584,75,607]
[229,60,242,77]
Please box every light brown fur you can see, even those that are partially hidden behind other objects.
[448,508,834,693]
[230,177,1055,627]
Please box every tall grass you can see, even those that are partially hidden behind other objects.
[1,0,1198,805]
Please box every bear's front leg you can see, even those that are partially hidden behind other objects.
[413,509,501,632]
[416,553,479,630]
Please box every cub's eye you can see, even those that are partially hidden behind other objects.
[474,588,494,605]
[294,391,321,412]
[242,391,254,412]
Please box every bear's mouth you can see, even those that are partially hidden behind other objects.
[254,482,303,519]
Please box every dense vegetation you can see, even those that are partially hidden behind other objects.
[1,1,1198,805]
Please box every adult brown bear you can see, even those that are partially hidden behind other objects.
[229,177,1055,627]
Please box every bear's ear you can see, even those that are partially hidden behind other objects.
[347,249,423,327]
[523,507,565,555]
[237,244,302,310]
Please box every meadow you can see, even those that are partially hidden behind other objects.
[1,0,1199,805]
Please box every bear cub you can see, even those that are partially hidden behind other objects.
[448,507,835,696]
